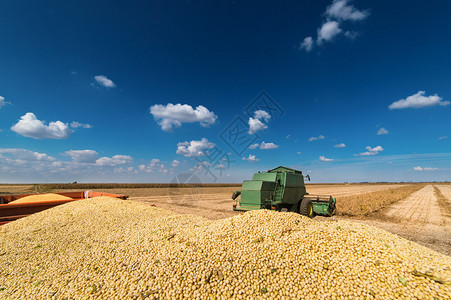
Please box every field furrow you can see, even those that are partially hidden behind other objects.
[436,185,451,201]
[385,185,447,227]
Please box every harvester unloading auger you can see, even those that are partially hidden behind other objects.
[232,166,336,218]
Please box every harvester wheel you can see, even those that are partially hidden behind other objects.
[299,199,315,218]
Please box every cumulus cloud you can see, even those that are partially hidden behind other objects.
[260,142,279,150]
[299,36,314,52]
[171,160,180,168]
[11,113,71,139]
[254,110,271,121]
[299,0,370,52]
[326,0,369,21]
[317,21,342,44]
[242,154,259,162]
[438,136,447,140]
[139,159,168,173]
[96,155,133,167]
[150,103,217,132]
[248,110,271,135]
[344,31,358,39]
[94,75,116,88]
[249,142,279,150]
[0,148,56,162]
[64,150,98,163]
[70,121,92,129]
[414,166,438,171]
[354,145,384,156]
[377,128,389,135]
[319,155,334,162]
[189,161,211,174]
[248,118,267,135]
[176,138,215,157]
[0,96,10,108]
[389,91,449,110]
[296,152,302,155]
[309,135,325,142]
[334,143,346,148]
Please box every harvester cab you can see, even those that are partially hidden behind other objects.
[232,166,336,218]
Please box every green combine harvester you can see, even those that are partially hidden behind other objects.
[232,166,336,218]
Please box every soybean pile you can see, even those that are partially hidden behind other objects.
[0,197,450,299]
[10,193,72,204]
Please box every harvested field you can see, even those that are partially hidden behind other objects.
[335,184,425,217]
[351,185,451,256]
[307,183,408,198]
[435,185,451,217]
[385,185,448,227]
[1,197,450,299]
[0,185,34,195]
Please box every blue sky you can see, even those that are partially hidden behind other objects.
[0,0,450,183]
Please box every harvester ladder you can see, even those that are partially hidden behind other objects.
[274,184,284,202]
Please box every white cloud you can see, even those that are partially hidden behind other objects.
[0,96,10,108]
[309,135,325,142]
[344,31,359,39]
[299,0,369,52]
[64,150,98,163]
[377,128,389,135]
[0,148,56,162]
[248,110,271,135]
[299,36,314,52]
[254,110,271,121]
[326,0,369,21]
[190,161,211,174]
[296,151,302,155]
[389,91,449,110]
[260,142,279,150]
[249,142,279,150]
[171,160,180,168]
[317,21,342,44]
[139,158,168,173]
[94,75,116,88]
[355,145,384,156]
[334,143,346,148]
[414,166,438,171]
[438,136,447,140]
[11,113,71,139]
[242,154,259,162]
[176,138,215,157]
[96,155,133,167]
[248,118,267,135]
[70,121,92,129]
[319,155,334,162]
[150,103,218,132]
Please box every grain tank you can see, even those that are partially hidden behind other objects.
[232,166,336,218]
